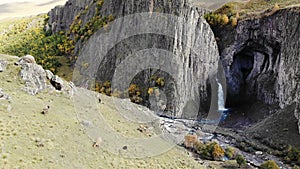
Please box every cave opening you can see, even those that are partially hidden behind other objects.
[226,48,255,108]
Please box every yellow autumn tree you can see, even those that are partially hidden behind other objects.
[231,17,238,27]
[221,14,229,25]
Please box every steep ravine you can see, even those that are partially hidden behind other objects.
[47,0,300,146]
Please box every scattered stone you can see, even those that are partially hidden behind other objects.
[0,60,7,72]
[50,75,64,90]
[41,106,50,115]
[137,124,148,133]
[122,146,128,150]
[255,151,263,155]
[81,120,93,127]
[0,88,11,100]
[93,137,102,148]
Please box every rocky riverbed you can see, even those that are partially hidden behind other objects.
[158,116,291,168]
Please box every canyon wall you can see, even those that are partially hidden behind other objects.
[47,0,300,131]
[213,7,300,132]
[47,0,220,118]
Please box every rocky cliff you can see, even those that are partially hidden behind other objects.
[47,0,220,119]
[213,6,300,132]
[47,0,300,132]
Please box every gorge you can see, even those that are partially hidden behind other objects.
[46,0,300,145]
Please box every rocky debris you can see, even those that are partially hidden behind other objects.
[159,116,289,168]
[41,106,50,115]
[137,124,148,133]
[81,120,93,127]
[0,88,10,100]
[0,60,7,72]
[137,124,154,136]
[93,137,102,148]
[50,75,64,91]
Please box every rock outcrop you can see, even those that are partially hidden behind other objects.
[16,55,48,95]
[47,0,220,119]
[15,55,67,95]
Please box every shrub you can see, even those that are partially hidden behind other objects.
[236,154,247,168]
[194,141,225,161]
[272,3,280,13]
[284,145,300,164]
[128,84,143,103]
[225,146,236,159]
[94,81,112,96]
[212,143,225,160]
[221,14,229,25]
[231,17,238,27]
[260,160,280,169]
[148,87,154,96]
[155,77,165,87]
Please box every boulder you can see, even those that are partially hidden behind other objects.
[17,55,47,95]
[0,60,7,72]
[15,55,36,65]
[0,88,11,100]
[50,75,64,90]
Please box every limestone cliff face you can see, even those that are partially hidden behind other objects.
[214,7,300,132]
[47,0,220,118]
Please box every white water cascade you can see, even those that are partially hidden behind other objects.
[217,81,228,112]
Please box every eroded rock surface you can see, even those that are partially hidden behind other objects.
[47,0,220,118]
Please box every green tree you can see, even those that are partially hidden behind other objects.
[236,154,247,168]
[260,160,280,169]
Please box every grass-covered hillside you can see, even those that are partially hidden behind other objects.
[204,0,300,27]
[0,54,205,168]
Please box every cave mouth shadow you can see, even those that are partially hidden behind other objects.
[226,47,256,108]
[222,41,281,128]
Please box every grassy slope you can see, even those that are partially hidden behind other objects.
[0,54,204,168]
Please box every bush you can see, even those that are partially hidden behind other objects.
[231,17,238,27]
[128,84,143,103]
[260,160,280,169]
[225,146,236,159]
[94,81,112,96]
[194,141,225,161]
[155,77,165,87]
[293,165,300,169]
[284,145,300,165]
[236,154,247,168]
[212,143,225,160]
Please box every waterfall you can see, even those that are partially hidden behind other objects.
[217,81,227,111]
